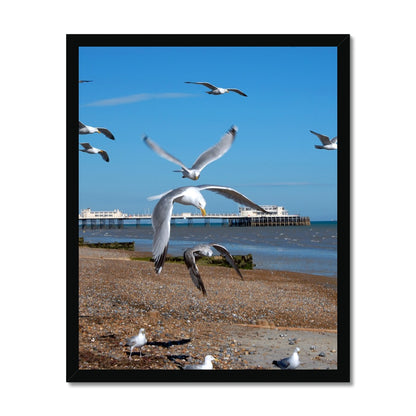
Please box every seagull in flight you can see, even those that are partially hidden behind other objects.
[143,125,237,180]
[79,121,115,140]
[79,143,109,162]
[310,130,337,150]
[181,355,217,370]
[272,347,300,369]
[184,244,244,296]
[185,81,247,97]
[148,185,269,274]
[121,328,147,359]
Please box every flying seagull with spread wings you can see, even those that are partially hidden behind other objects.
[148,185,268,274]
[310,130,337,150]
[184,243,244,296]
[143,125,237,180]
[185,81,247,97]
[79,142,109,162]
[79,121,115,140]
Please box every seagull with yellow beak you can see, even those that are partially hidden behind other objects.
[79,121,115,140]
[148,185,268,274]
[143,125,237,180]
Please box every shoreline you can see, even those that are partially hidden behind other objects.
[78,247,337,370]
[79,247,338,283]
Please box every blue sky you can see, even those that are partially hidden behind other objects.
[79,46,337,220]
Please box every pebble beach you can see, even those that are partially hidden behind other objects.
[78,247,337,370]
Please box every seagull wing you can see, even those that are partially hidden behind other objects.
[79,121,86,129]
[227,88,248,97]
[310,130,331,145]
[80,142,92,149]
[151,187,189,273]
[99,150,110,162]
[185,81,218,90]
[98,128,115,140]
[198,185,269,213]
[191,126,237,171]
[143,136,189,172]
[331,137,338,144]
[184,248,207,295]
[183,363,203,370]
[273,358,290,369]
[211,244,243,280]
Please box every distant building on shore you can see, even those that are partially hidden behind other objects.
[239,205,289,217]
[79,208,128,219]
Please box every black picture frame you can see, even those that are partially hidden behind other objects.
[68,34,350,382]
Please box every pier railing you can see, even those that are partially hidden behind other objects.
[78,211,310,228]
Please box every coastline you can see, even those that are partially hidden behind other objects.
[78,247,337,370]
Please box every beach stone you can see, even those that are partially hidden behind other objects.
[318,352,326,357]
[148,309,161,322]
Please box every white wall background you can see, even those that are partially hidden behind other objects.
[1,1,414,414]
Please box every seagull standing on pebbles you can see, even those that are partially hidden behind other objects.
[182,355,217,370]
[310,130,337,150]
[79,121,115,140]
[122,328,147,359]
[143,125,237,180]
[185,81,247,97]
[272,347,300,369]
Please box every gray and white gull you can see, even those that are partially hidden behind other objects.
[121,328,147,359]
[148,185,269,274]
[184,243,243,296]
[79,142,109,162]
[79,121,115,140]
[143,125,237,180]
[272,347,300,369]
[182,355,217,370]
[185,81,247,97]
[310,130,337,150]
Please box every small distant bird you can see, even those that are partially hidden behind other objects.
[79,142,109,162]
[185,81,247,97]
[143,125,237,180]
[79,80,93,83]
[181,355,217,370]
[272,347,300,369]
[310,130,337,150]
[79,121,115,140]
[184,244,244,296]
[122,328,147,359]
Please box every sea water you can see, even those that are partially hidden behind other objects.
[79,222,337,278]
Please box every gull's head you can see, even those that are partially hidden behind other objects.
[205,355,216,362]
[195,193,206,216]
[139,328,145,334]
[188,170,201,180]
[295,347,300,353]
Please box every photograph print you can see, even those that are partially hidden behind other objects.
[67,34,350,382]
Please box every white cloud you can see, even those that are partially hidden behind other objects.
[83,92,195,107]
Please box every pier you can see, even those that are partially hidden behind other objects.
[78,207,310,229]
